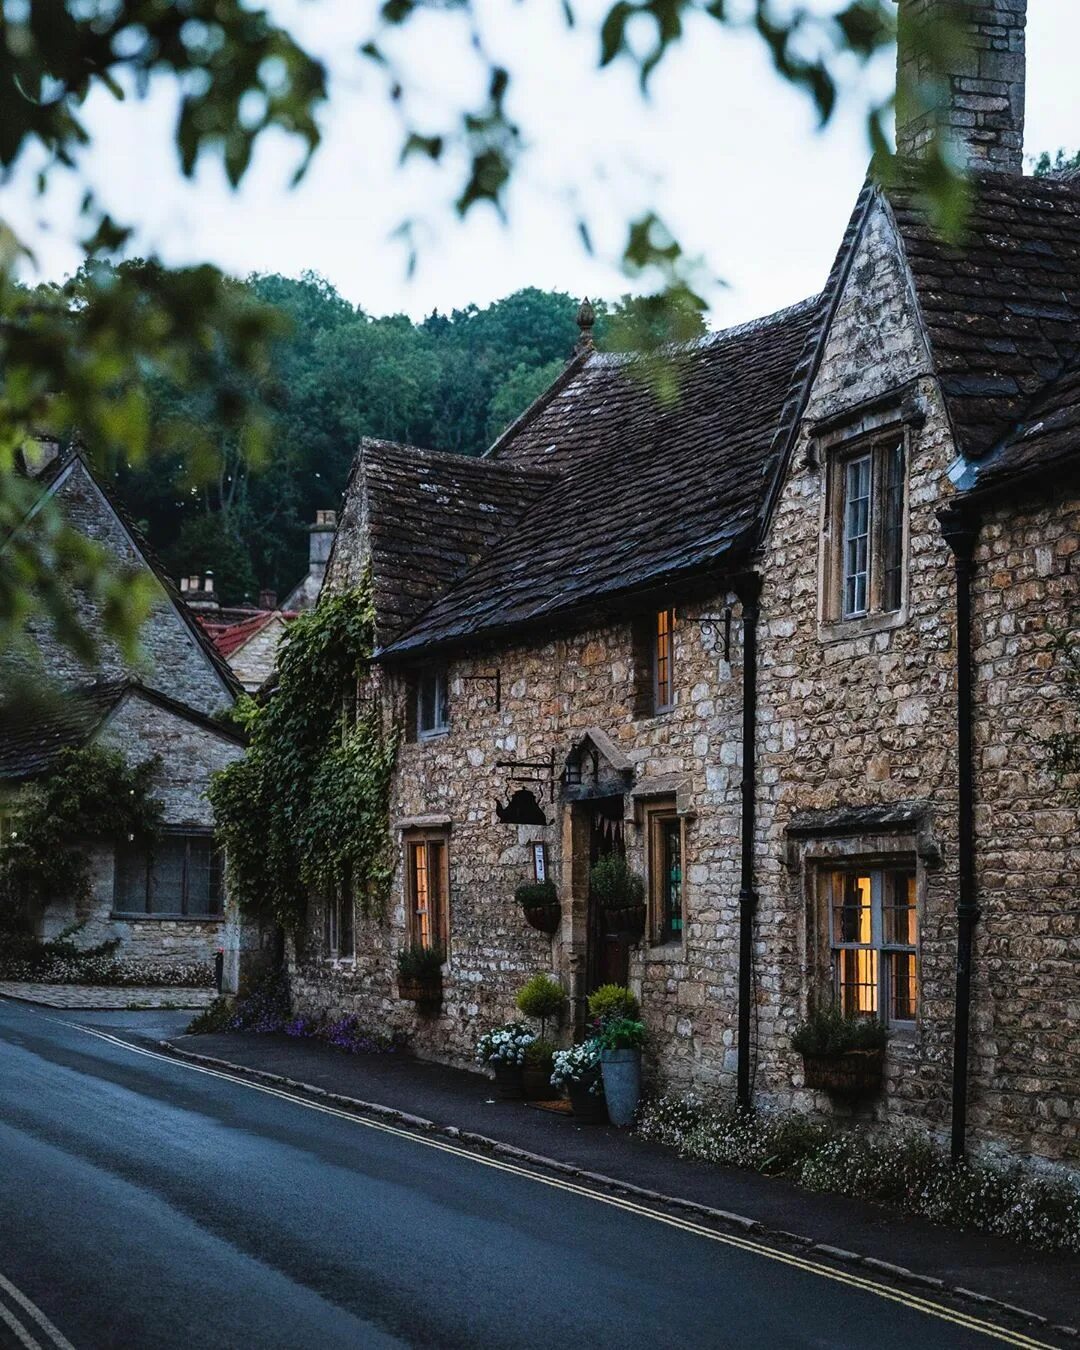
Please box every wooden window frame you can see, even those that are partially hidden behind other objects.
[820,860,919,1029]
[644,798,685,947]
[824,435,907,627]
[417,667,450,739]
[653,607,676,713]
[404,829,450,955]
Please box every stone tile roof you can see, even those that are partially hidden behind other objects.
[380,298,821,657]
[345,438,555,643]
[0,680,246,782]
[890,172,1080,457]
[961,363,1080,497]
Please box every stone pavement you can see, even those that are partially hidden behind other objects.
[166,1028,1080,1335]
[0,982,215,1010]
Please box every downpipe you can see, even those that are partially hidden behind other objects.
[735,571,762,1112]
[939,509,981,1164]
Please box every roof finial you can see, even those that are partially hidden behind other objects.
[575,296,596,354]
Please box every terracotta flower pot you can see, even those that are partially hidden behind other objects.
[521,901,561,935]
[802,1048,884,1098]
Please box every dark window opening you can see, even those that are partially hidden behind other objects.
[114,835,223,917]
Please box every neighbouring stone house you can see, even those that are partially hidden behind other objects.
[291,0,1079,1170]
[0,446,267,986]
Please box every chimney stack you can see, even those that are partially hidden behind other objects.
[895,0,1026,175]
[258,588,278,611]
[179,572,219,612]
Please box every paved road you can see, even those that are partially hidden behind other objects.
[0,998,1061,1350]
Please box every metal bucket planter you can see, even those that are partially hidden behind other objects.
[602,903,646,940]
[802,1048,884,1099]
[398,975,442,1013]
[521,902,561,935]
[492,1062,525,1100]
[568,1075,608,1124]
[600,1048,641,1126]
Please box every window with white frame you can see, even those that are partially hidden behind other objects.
[829,437,906,622]
[417,668,449,737]
[827,864,918,1025]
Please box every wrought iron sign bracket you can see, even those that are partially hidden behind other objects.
[496,746,558,801]
[699,608,733,661]
[461,670,501,712]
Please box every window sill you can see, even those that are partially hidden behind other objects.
[818,608,906,645]
[417,729,450,743]
[642,940,685,962]
[110,913,224,924]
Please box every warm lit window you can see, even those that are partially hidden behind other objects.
[654,608,676,712]
[828,866,917,1024]
[646,800,684,945]
[114,834,224,917]
[405,831,449,951]
[831,439,905,622]
[417,668,449,737]
[325,876,355,959]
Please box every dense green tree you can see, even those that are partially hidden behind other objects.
[1033,149,1080,178]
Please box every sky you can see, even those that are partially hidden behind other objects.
[7,0,1080,330]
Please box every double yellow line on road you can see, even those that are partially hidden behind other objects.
[45,1016,1062,1350]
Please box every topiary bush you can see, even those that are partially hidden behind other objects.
[515,973,566,1036]
[588,855,645,909]
[587,982,640,1024]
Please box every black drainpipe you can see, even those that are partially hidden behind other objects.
[735,571,762,1111]
[939,508,980,1164]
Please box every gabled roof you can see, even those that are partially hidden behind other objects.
[0,680,244,782]
[198,609,297,660]
[889,171,1080,457]
[379,298,821,658]
[338,438,554,643]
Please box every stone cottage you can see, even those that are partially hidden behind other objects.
[0,446,263,986]
[291,0,1079,1170]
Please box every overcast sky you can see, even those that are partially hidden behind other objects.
[8,0,1080,329]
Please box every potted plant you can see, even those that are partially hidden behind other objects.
[589,855,646,939]
[475,1022,536,1099]
[516,879,561,934]
[792,1007,886,1098]
[522,1038,557,1100]
[515,973,566,1040]
[551,1039,607,1123]
[588,984,644,1127]
[396,944,444,1009]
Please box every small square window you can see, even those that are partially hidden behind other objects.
[418,668,449,737]
[827,438,906,623]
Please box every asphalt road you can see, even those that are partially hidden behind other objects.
[0,998,1062,1350]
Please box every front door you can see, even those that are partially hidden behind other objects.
[585,796,628,993]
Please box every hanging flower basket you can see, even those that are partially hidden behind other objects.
[801,1048,884,1098]
[515,880,561,935]
[398,973,443,1008]
[602,903,647,939]
[522,902,561,934]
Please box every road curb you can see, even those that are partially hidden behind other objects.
[158,1039,1078,1343]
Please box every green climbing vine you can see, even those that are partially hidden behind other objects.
[0,745,163,928]
[208,581,398,932]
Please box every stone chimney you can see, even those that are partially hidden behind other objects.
[309,510,336,587]
[895,0,1026,175]
[258,588,278,611]
[179,572,219,612]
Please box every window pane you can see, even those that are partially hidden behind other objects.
[889,951,918,1021]
[882,441,905,612]
[832,873,872,945]
[655,816,682,941]
[114,845,149,913]
[411,842,431,948]
[842,455,871,617]
[838,947,878,1015]
[655,609,674,709]
[148,839,187,915]
[883,869,917,946]
[339,873,355,957]
[185,839,222,916]
[428,840,446,948]
[419,670,448,733]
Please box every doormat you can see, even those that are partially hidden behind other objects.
[526,1099,574,1115]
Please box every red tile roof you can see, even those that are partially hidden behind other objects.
[197,611,297,659]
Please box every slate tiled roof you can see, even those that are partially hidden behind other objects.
[960,363,1080,496]
[351,438,555,642]
[380,298,821,657]
[890,172,1080,457]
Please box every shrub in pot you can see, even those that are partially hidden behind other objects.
[522,1038,557,1100]
[515,973,566,1040]
[551,1038,607,1124]
[475,1022,536,1099]
[596,1015,646,1127]
[589,856,646,938]
[516,879,561,935]
[587,983,641,1026]
[792,1007,886,1098]
[397,944,444,1009]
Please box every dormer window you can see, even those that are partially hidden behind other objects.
[418,667,449,738]
[827,437,906,626]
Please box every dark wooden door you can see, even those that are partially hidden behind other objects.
[586,796,628,993]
